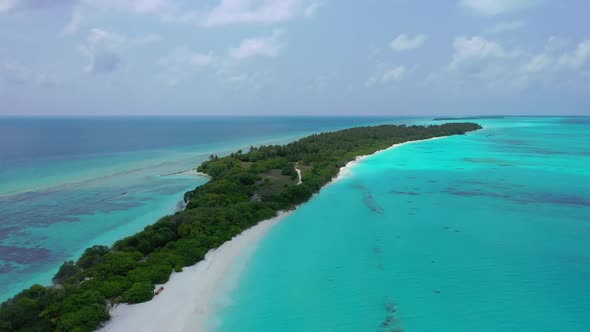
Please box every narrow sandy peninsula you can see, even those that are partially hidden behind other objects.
[100,136,447,332]
[0,123,481,332]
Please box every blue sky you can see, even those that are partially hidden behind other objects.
[0,0,588,116]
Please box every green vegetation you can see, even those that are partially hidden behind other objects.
[0,123,481,332]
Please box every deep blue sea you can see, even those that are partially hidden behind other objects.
[209,117,590,332]
[0,116,405,301]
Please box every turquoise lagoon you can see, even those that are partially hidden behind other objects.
[0,116,403,301]
[210,117,590,332]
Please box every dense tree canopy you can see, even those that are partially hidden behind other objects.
[0,122,481,331]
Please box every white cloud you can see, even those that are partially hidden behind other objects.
[203,0,318,27]
[0,63,59,86]
[502,37,590,89]
[521,38,590,75]
[0,0,73,14]
[485,20,528,34]
[78,28,125,73]
[366,65,406,87]
[390,34,427,51]
[449,36,508,70]
[62,8,83,36]
[382,67,406,81]
[76,28,162,73]
[157,41,280,89]
[440,36,533,91]
[557,40,590,70]
[520,36,565,73]
[229,29,285,60]
[1,0,170,15]
[437,35,590,92]
[3,0,321,29]
[82,0,170,14]
[156,47,218,86]
[304,1,323,18]
[460,0,545,16]
[86,28,124,47]
[158,47,216,68]
[0,0,17,13]
[524,53,552,73]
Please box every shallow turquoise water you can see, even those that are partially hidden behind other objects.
[210,117,590,332]
[0,116,405,301]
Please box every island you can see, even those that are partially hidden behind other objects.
[0,122,481,332]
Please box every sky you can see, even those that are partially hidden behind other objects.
[0,0,589,116]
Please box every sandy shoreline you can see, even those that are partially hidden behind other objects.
[98,137,442,332]
[335,136,443,181]
[99,211,292,332]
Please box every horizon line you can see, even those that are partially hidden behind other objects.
[0,114,588,118]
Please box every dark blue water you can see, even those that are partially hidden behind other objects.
[0,116,407,164]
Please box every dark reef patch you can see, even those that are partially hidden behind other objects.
[389,190,420,196]
[0,226,23,241]
[0,183,154,241]
[351,181,368,191]
[100,192,129,202]
[442,226,461,233]
[445,188,590,207]
[363,192,384,214]
[0,246,52,264]
[353,180,385,213]
[0,263,16,273]
[379,299,402,332]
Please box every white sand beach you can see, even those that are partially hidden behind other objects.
[98,137,442,332]
[98,211,291,332]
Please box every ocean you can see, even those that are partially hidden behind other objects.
[208,117,590,332]
[0,116,404,301]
